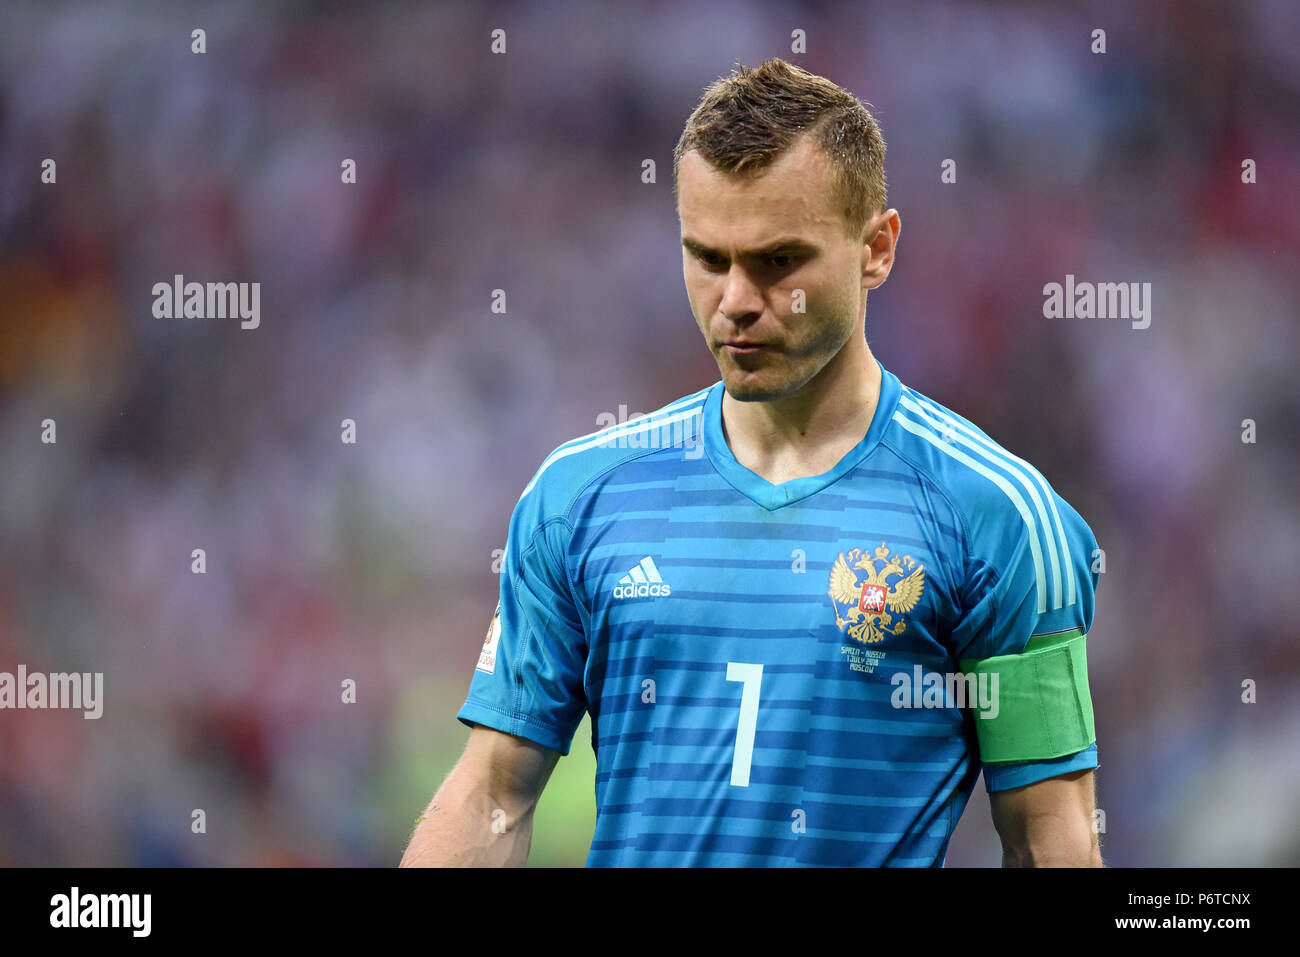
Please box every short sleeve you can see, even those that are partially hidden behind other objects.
[456,498,589,755]
[949,478,1102,792]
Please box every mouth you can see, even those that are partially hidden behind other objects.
[722,341,771,356]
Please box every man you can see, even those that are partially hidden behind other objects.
[402,58,1103,867]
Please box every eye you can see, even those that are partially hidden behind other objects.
[769,254,795,269]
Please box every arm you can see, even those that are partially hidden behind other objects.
[399,723,561,867]
[989,768,1102,867]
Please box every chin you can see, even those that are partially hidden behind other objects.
[720,367,798,403]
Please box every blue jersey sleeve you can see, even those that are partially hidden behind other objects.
[949,471,1102,792]
[456,495,589,755]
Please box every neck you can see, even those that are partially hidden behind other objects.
[721,337,883,482]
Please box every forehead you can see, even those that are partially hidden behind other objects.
[677,134,844,242]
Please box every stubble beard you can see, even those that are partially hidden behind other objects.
[716,312,855,404]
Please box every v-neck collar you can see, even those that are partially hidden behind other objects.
[701,358,901,511]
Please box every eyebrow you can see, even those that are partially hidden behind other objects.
[681,236,818,258]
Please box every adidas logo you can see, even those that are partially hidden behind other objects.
[612,556,672,599]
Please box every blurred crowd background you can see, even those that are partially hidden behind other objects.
[1,0,1297,866]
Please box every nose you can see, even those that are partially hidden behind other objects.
[718,264,764,323]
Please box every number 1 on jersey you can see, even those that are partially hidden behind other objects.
[725,662,763,787]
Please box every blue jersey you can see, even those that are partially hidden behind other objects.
[458,358,1101,866]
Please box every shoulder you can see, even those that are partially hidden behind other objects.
[885,380,1092,543]
[512,383,716,527]
[883,379,1098,609]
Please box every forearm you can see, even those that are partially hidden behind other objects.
[399,778,536,867]
[1000,813,1102,868]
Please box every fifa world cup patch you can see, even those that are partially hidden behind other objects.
[477,604,502,674]
[828,543,926,673]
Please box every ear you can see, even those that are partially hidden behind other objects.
[861,209,901,290]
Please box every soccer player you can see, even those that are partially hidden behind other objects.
[402,58,1103,867]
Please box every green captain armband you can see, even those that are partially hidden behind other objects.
[958,627,1095,764]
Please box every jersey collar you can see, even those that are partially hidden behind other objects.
[702,357,901,511]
